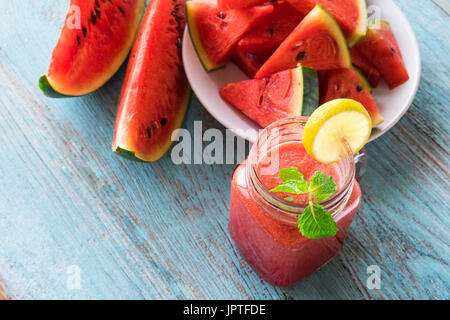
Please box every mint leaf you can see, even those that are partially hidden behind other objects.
[297,204,338,239]
[269,167,339,239]
[279,167,305,182]
[270,179,308,194]
[309,171,338,202]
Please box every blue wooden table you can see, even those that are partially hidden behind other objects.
[0,0,448,300]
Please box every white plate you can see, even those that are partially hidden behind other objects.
[182,0,421,143]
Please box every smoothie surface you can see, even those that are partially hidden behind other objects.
[257,141,343,204]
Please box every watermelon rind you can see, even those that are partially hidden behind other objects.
[347,0,368,47]
[354,66,372,92]
[39,75,70,98]
[301,67,319,116]
[114,147,145,162]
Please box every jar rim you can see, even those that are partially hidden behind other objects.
[246,117,356,221]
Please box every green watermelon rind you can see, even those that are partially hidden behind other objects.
[301,67,319,116]
[114,147,145,162]
[315,5,352,69]
[39,75,71,98]
[353,66,372,92]
[347,0,368,47]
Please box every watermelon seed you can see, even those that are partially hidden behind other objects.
[118,7,125,15]
[82,27,87,37]
[96,8,101,19]
[161,118,168,127]
[218,12,225,19]
[390,47,395,55]
[95,1,100,8]
[174,5,180,11]
[146,128,152,139]
[297,51,307,60]
[269,27,274,36]
[356,85,363,92]
[76,35,81,45]
[91,13,96,25]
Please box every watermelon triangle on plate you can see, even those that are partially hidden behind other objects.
[237,1,305,54]
[186,2,274,71]
[356,20,409,90]
[254,5,351,79]
[286,0,367,46]
[319,68,384,126]
[220,65,318,128]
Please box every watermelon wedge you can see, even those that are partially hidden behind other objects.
[237,2,304,54]
[356,20,409,89]
[186,2,274,71]
[220,65,313,128]
[40,0,146,97]
[218,0,268,11]
[113,0,190,162]
[286,0,367,46]
[319,68,384,126]
[350,47,381,87]
[232,47,271,78]
[255,5,351,79]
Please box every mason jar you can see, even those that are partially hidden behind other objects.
[229,117,362,287]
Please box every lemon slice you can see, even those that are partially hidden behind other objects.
[303,99,372,163]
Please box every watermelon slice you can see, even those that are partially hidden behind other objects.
[350,47,381,87]
[356,20,409,89]
[186,2,274,71]
[40,0,146,97]
[218,0,268,11]
[220,65,317,128]
[319,68,384,126]
[113,0,190,162]
[232,47,271,78]
[286,0,367,46]
[237,2,304,54]
[255,5,351,79]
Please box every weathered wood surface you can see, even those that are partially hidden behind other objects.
[0,0,448,299]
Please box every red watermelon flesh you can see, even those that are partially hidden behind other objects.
[350,47,381,88]
[218,0,269,11]
[319,68,384,126]
[220,67,304,128]
[232,47,271,78]
[237,2,304,54]
[255,5,351,79]
[286,0,366,46]
[356,21,409,89]
[186,2,274,71]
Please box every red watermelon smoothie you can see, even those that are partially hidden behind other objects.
[229,117,361,286]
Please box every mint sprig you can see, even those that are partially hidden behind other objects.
[270,167,338,239]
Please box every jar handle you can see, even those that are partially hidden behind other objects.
[354,148,368,182]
